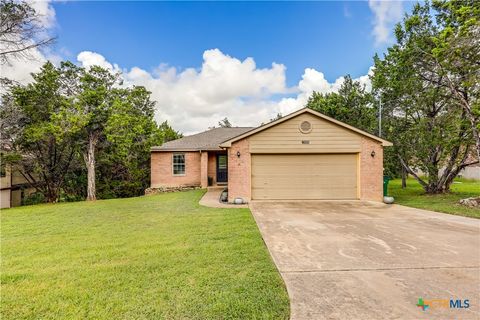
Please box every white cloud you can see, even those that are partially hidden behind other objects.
[77,51,120,71]
[278,67,373,116]
[28,0,56,29]
[79,49,293,134]
[74,49,372,134]
[368,0,404,45]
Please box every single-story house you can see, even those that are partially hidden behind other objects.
[150,108,392,202]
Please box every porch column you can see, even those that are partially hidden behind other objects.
[200,151,208,188]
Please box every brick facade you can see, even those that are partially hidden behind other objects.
[151,151,201,188]
[359,137,384,201]
[200,151,208,188]
[151,121,386,202]
[207,153,217,185]
[225,136,385,203]
[227,139,251,203]
[151,151,221,189]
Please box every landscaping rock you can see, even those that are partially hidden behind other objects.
[234,197,245,204]
[383,196,395,204]
[145,185,200,195]
[459,197,480,208]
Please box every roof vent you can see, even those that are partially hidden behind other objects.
[299,121,312,134]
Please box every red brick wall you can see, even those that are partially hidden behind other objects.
[226,137,384,202]
[227,139,251,203]
[200,151,208,188]
[207,153,217,185]
[359,137,384,201]
[151,151,201,188]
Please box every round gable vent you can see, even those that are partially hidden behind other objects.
[299,121,312,134]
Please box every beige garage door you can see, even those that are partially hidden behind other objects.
[251,154,358,200]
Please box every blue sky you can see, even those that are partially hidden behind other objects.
[53,1,393,85]
[6,1,414,133]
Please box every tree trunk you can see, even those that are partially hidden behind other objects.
[401,166,407,189]
[443,73,480,161]
[398,155,428,189]
[84,133,98,201]
[46,187,58,203]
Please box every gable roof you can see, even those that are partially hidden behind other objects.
[220,107,393,147]
[151,127,254,152]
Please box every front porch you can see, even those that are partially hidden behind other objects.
[201,151,228,188]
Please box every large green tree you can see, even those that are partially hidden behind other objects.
[75,66,120,200]
[431,0,480,160]
[2,61,181,203]
[1,62,78,202]
[306,75,377,134]
[371,1,476,194]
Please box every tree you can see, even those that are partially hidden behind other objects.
[218,117,232,128]
[0,0,55,65]
[97,88,181,198]
[306,75,377,134]
[1,62,79,202]
[74,66,120,201]
[270,113,283,122]
[157,120,182,143]
[2,61,178,203]
[431,0,480,160]
[371,1,476,194]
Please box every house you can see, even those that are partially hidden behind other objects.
[0,163,36,209]
[150,108,392,202]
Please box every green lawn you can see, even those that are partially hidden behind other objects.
[1,190,289,320]
[389,178,480,218]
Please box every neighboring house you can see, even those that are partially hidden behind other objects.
[150,108,392,203]
[0,164,36,209]
[458,163,480,180]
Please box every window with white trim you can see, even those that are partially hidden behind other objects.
[172,153,185,175]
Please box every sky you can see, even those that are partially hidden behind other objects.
[2,0,414,134]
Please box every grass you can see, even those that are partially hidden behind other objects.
[0,190,290,320]
[388,177,480,218]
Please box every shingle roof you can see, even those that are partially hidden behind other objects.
[151,127,254,151]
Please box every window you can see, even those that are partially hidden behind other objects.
[172,153,185,175]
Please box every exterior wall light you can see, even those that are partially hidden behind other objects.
[236,151,241,158]
[371,150,376,158]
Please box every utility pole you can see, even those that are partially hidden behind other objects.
[379,96,382,138]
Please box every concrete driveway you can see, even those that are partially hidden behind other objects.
[250,201,480,320]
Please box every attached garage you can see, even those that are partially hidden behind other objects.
[251,154,358,200]
[220,108,392,203]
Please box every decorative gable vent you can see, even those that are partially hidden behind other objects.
[299,121,312,134]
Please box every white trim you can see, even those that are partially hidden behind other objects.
[172,153,186,176]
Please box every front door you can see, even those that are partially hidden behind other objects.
[216,154,228,183]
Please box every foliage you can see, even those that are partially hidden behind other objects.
[1,61,181,202]
[22,191,44,206]
[270,113,283,122]
[218,117,232,128]
[432,0,480,160]
[1,62,79,202]
[306,75,377,134]
[371,1,477,193]
[1,190,290,319]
